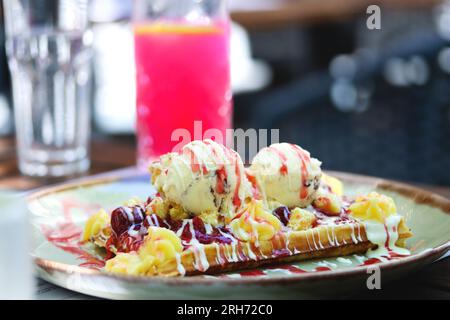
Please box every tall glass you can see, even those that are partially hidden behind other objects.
[133,0,232,169]
[3,0,93,177]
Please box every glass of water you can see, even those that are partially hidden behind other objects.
[3,0,93,177]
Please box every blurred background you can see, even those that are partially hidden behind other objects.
[0,0,449,187]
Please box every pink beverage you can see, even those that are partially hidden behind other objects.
[134,21,232,168]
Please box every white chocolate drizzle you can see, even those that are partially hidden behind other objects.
[204,223,213,235]
[326,227,335,246]
[364,215,410,258]
[305,231,312,251]
[286,231,300,254]
[316,260,337,269]
[356,224,363,242]
[336,257,353,265]
[315,228,325,249]
[188,220,209,271]
[214,243,225,265]
[333,227,340,246]
[231,243,240,262]
[350,224,358,244]
[175,253,186,276]
[284,233,293,255]
[246,242,257,260]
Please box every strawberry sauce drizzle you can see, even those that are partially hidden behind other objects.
[268,146,288,175]
[203,140,227,195]
[358,250,410,267]
[215,167,227,194]
[41,198,106,269]
[183,148,208,174]
[384,224,391,249]
[217,143,242,210]
[232,156,242,208]
[266,264,307,273]
[361,258,381,265]
[239,270,266,276]
[203,140,243,209]
[314,266,332,272]
[246,172,261,199]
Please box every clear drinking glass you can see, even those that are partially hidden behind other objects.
[3,0,93,177]
[133,0,232,169]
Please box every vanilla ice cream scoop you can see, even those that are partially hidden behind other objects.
[248,143,322,208]
[150,140,251,220]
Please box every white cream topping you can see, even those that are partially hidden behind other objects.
[364,215,410,258]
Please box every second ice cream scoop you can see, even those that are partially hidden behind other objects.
[248,143,322,208]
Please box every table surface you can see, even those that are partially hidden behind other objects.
[0,136,448,299]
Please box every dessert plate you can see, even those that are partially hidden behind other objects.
[28,168,450,299]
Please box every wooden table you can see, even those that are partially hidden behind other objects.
[0,136,136,191]
[229,0,441,29]
[0,136,448,299]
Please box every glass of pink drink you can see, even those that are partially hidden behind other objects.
[133,0,232,169]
